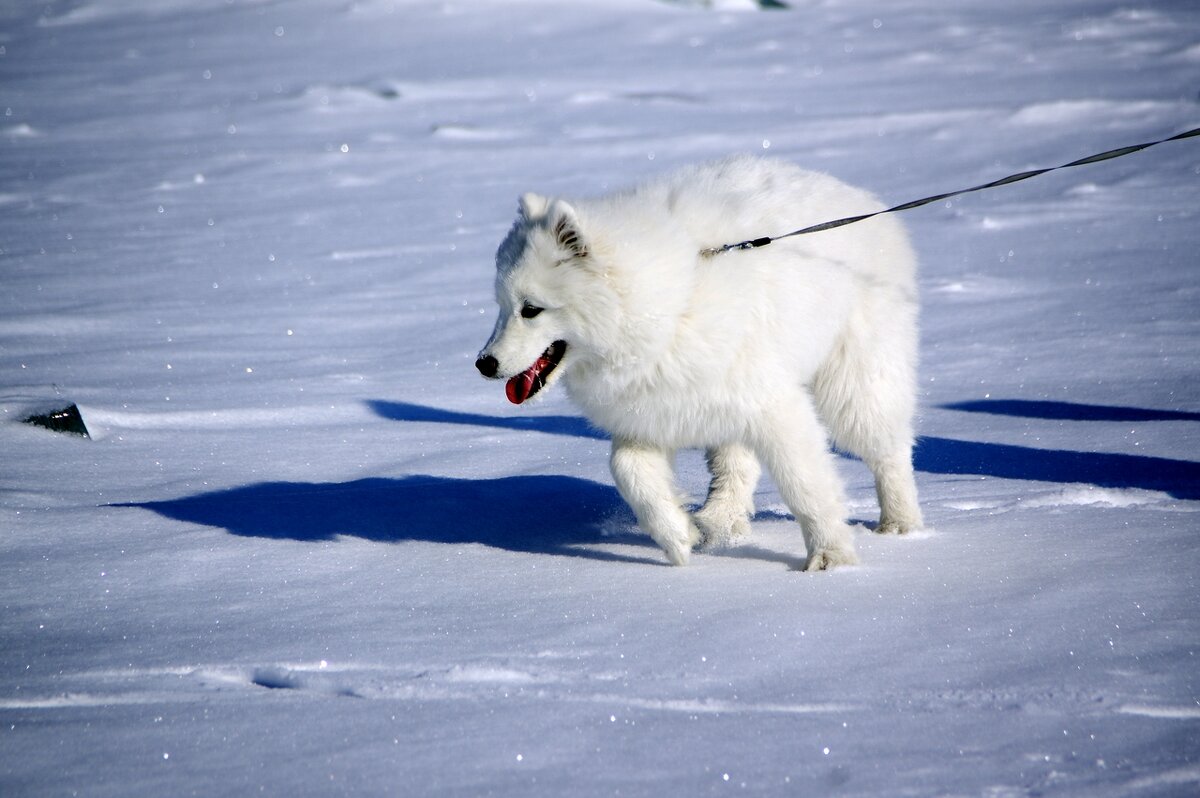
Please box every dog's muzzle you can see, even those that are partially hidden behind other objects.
[475,342,568,404]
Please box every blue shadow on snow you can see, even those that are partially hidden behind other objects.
[912,438,1199,500]
[941,398,1200,423]
[115,474,660,565]
[366,399,606,440]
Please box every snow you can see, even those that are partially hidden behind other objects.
[1,0,1198,794]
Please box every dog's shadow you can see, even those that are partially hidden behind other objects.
[118,398,1199,563]
[114,474,663,566]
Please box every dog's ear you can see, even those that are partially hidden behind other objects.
[519,192,549,220]
[548,199,588,260]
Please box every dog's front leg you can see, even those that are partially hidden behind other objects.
[610,438,700,566]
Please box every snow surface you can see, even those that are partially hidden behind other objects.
[2,0,1199,795]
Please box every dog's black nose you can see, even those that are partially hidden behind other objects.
[475,355,499,378]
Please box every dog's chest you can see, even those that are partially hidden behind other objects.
[565,369,750,448]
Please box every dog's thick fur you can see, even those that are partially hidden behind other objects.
[477,156,923,570]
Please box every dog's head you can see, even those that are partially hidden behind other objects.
[476,193,606,404]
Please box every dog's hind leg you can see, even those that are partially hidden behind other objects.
[819,392,923,535]
[866,448,923,534]
[610,438,701,566]
[812,298,923,535]
[694,444,759,548]
[750,392,858,571]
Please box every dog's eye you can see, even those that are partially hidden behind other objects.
[520,303,544,319]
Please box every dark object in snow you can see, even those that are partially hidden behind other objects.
[24,404,89,438]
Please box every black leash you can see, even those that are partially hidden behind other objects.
[701,125,1200,257]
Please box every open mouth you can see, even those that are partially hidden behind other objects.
[506,340,567,405]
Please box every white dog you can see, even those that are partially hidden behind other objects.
[476,156,922,570]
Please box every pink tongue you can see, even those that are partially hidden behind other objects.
[505,354,551,404]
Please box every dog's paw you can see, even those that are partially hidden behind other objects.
[662,541,690,566]
[656,520,700,566]
[875,516,923,535]
[799,545,859,572]
[660,536,692,566]
[693,505,751,550]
